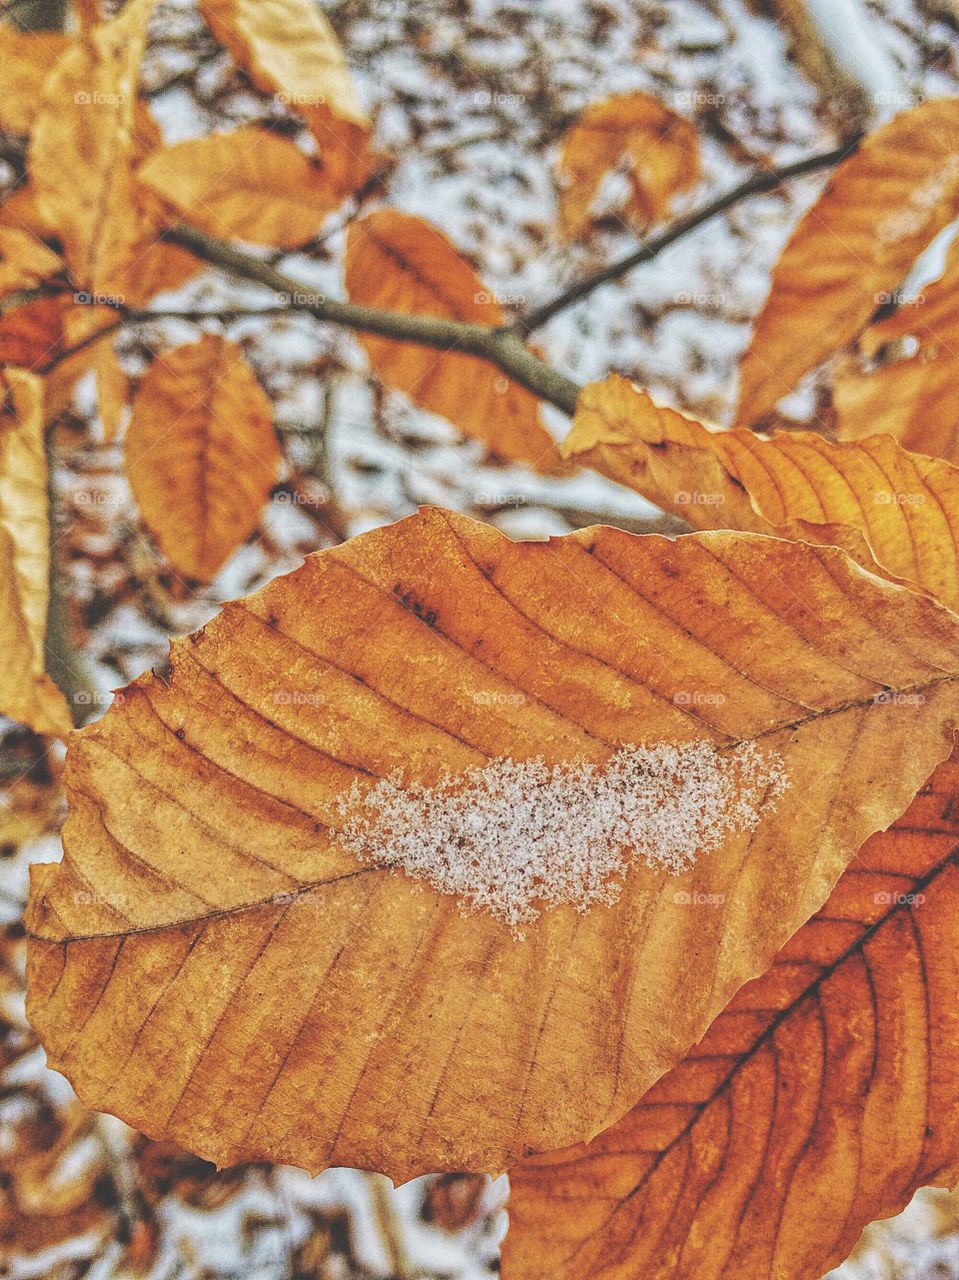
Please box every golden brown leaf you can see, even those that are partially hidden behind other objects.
[737,99,959,423]
[833,233,959,464]
[138,126,350,248]
[200,0,370,196]
[566,374,959,610]
[24,508,959,1178]
[0,369,72,737]
[0,227,63,300]
[0,26,70,136]
[28,0,156,298]
[505,745,959,1280]
[557,91,700,240]
[345,210,563,469]
[125,334,280,580]
[0,185,56,240]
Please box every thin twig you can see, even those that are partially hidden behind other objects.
[510,138,862,336]
[365,1172,415,1280]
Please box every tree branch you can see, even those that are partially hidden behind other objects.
[510,138,862,337]
[15,140,861,428]
[164,222,582,415]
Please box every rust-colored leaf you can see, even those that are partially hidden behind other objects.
[200,0,370,197]
[0,369,72,737]
[25,508,959,1179]
[557,91,700,240]
[125,334,280,580]
[138,127,350,248]
[345,210,563,470]
[0,26,70,136]
[737,99,959,423]
[833,233,959,465]
[28,0,156,298]
[0,296,65,374]
[505,744,959,1280]
[565,374,959,610]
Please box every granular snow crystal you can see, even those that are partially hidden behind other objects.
[336,741,789,928]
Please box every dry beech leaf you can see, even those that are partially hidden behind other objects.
[25,507,959,1179]
[557,91,700,240]
[506,744,959,1280]
[738,99,959,423]
[0,296,65,373]
[200,0,370,196]
[0,26,71,136]
[0,369,72,737]
[28,0,156,298]
[0,185,58,241]
[125,334,280,580]
[139,127,349,248]
[345,210,563,470]
[833,233,959,464]
[0,227,63,300]
[566,374,959,610]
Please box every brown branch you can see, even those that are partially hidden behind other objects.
[511,138,863,337]
[164,221,582,414]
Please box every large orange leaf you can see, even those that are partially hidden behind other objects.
[0,369,72,737]
[345,210,563,470]
[833,233,959,465]
[27,0,156,298]
[565,374,959,609]
[556,92,700,240]
[0,26,70,136]
[199,0,370,196]
[737,99,959,423]
[138,127,350,248]
[25,508,959,1179]
[125,334,280,580]
[505,744,959,1280]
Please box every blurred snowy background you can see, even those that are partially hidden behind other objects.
[3,0,959,1276]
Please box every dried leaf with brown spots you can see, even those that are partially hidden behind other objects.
[565,374,959,610]
[25,508,959,1179]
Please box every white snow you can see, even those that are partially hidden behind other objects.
[337,741,788,928]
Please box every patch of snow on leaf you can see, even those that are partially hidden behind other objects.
[337,741,788,928]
